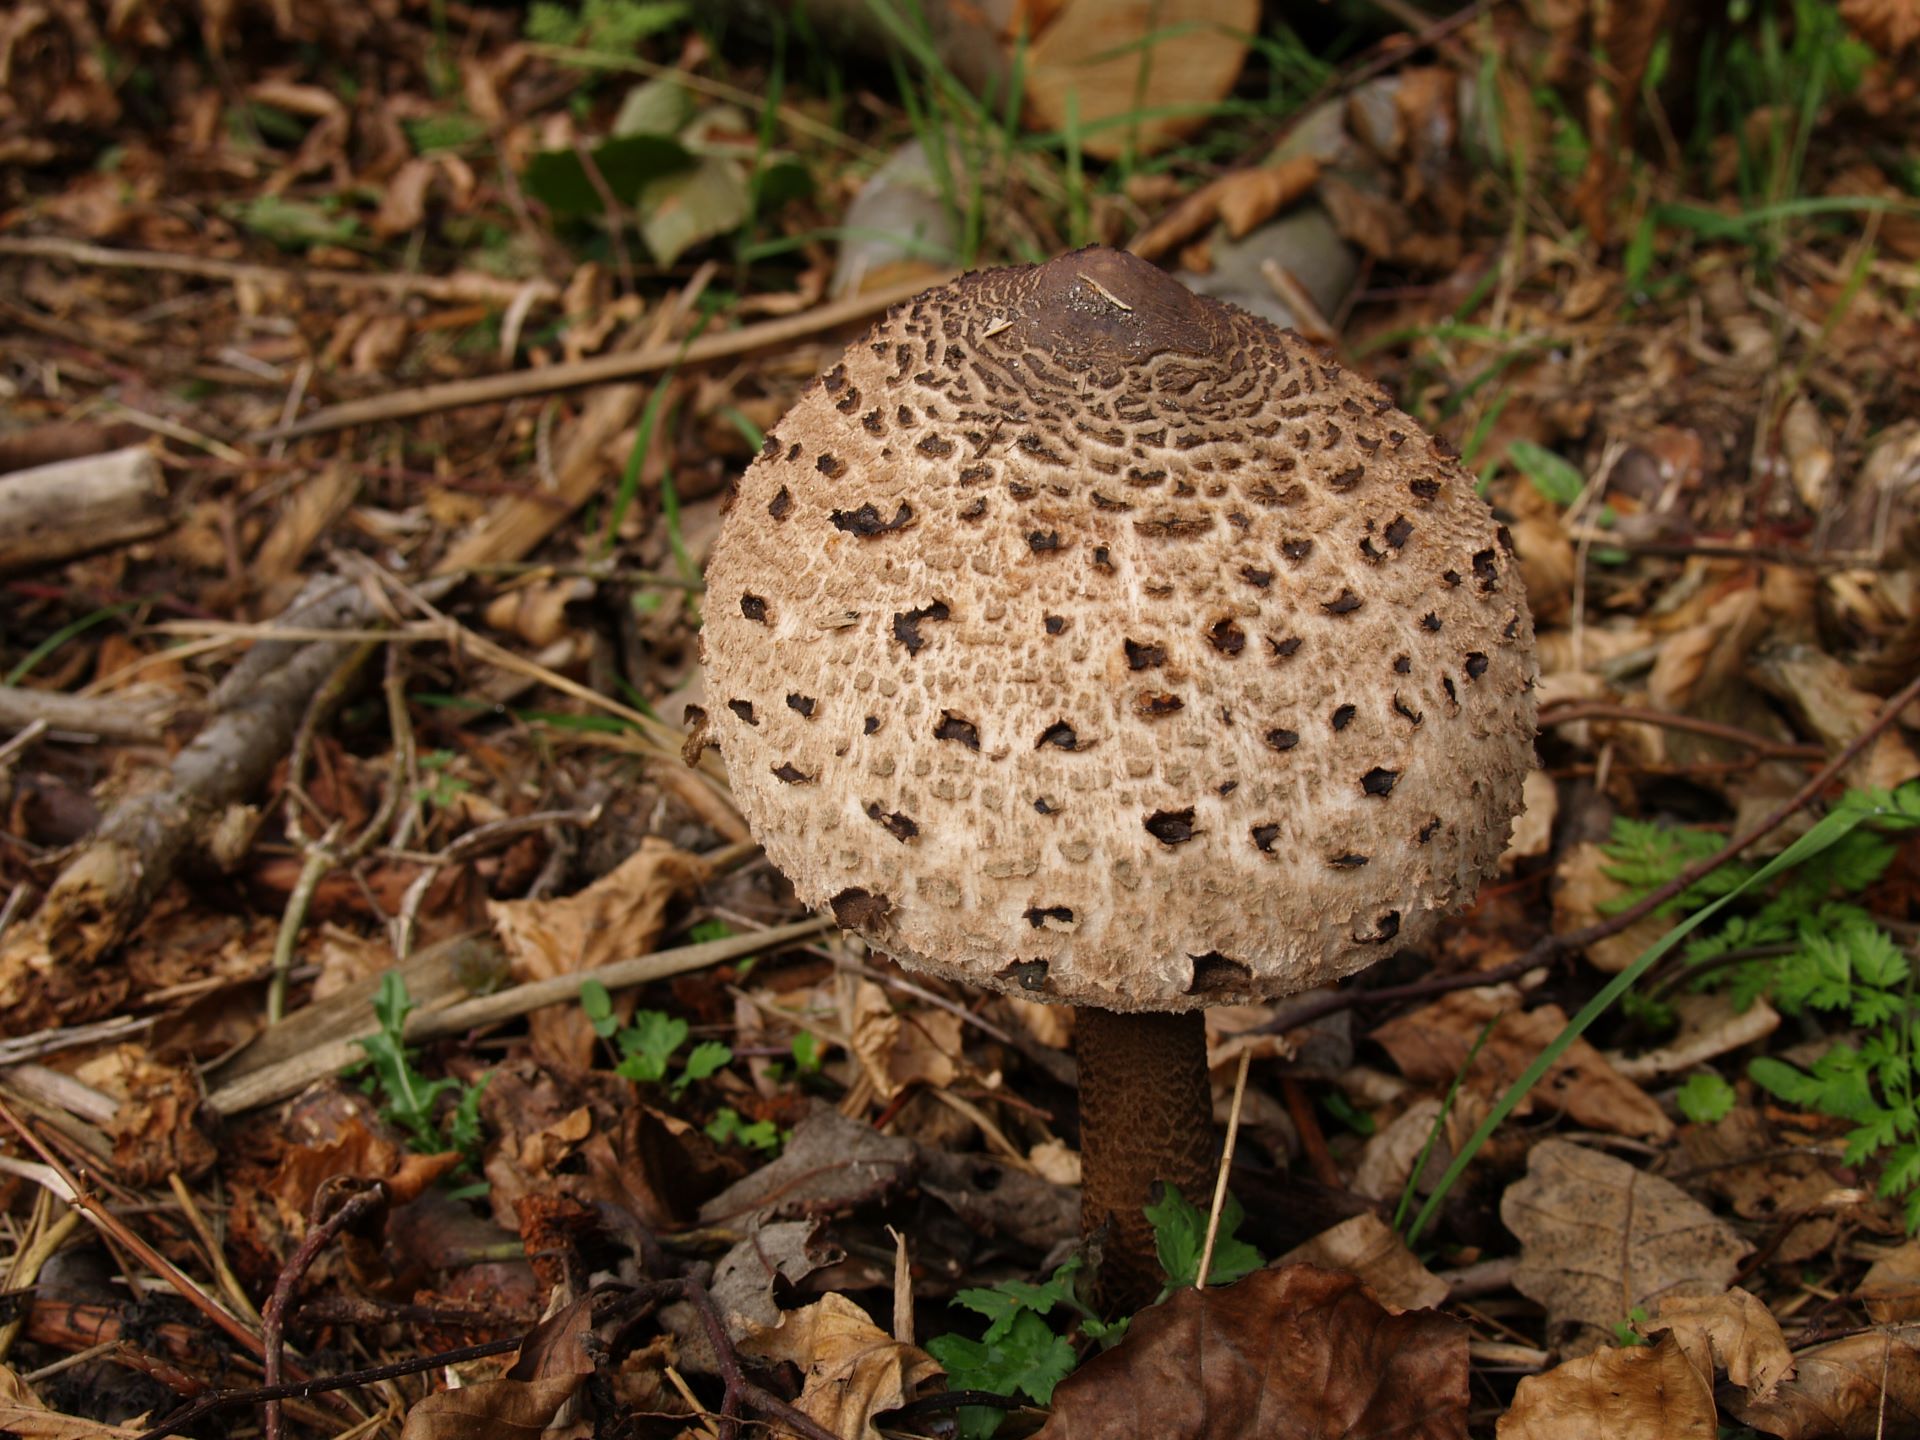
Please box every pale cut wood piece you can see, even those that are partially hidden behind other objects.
[0,685,169,743]
[203,916,828,1116]
[0,446,168,574]
[1024,0,1259,160]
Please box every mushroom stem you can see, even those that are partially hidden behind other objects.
[1074,1005,1216,1312]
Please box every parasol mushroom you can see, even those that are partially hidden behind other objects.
[695,246,1537,1309]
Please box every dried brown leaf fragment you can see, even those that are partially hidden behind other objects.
[1034,1264,1468,1439]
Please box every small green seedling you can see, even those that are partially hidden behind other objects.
[1675,1072,1738,1125]
[926,1186,1265,1437]
[704,1106,782,1152]
[580,979,733,1096]
[352,972,489,1161]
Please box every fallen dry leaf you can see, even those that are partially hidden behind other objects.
[1678,1107,1848,1264]
[1646,584,1767,725]
[1551,841,1674,974]
[0,1362,147,1439]
[488,837,709,1069]
[1373,988,1672,1140]
[1277,1212,1448,1312]
[739,1292,940,1440]
[398,1372,581,1440]
[1129,156,1320,262]
[1498,1335,1715,1440]
[1727,1323,1920,1439]
[1844,0,1920,52]
[1650,1288,1794,1402]
[1034,1265,1468,1439]
[709,1219,842,1336]
[1502,1140,1751,1342]
[1606,991,1781,1082]
[1859,1241,1920,1323]
[847,977,965,1099]
[1750,643,1920,795]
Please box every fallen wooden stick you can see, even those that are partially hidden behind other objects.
[0,684,171,744]
[204,916,829,1115]
[254,269,953,441]
[0,446,168,574]
[0,234,560,308]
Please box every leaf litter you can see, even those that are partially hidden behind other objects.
[3,2,1920,1438]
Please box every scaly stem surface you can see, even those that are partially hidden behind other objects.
[1075,1006,1216,1312]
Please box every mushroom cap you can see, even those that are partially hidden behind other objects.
[700,247,1537,1012]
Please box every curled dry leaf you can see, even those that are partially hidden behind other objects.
[1501,767,1558,867]
[1276,1213,1448,1312]
[0,1361,151,1440]
[1033,1264,1468,1440]
[1726,1323,1920,1439]
[1497,1335,1715,1440]
[1501,1140,1751,1342]
[1645,584,1768,729]
[699,1104,916,1227]
[1551,841,1673,975]
[1750,644,1920,795]
[1373,987,1672,1139]
[1843,0,1920,52]
[1650,1288,1794,1402]
[1857,1240,1920,1323]
[709,1220,843,1337]
[1678,1107,1846,1265]
[739,1293,941,1440]
[847,977,965,1100]
[1780,395,1834,512]
[487,837,709,1070]
[1606,991,1781,1082]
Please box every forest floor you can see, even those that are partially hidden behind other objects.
[3,2,1920,1436]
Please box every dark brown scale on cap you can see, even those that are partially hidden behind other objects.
[701,245,1536,1013]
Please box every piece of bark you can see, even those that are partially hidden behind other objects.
[0,685,171,743]
[0,446,169,574]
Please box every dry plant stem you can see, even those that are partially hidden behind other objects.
[0,1096,283,1371]
[134,1335,524,1440]
[1075,1007,1217,1313]
[263,1184,385,1440]
[0,1195,81,1362]
[1537,699,1826,759]
[256,269,955,440]
[168,1172,263,1330]
[269,648,411,1020]
[1196,1049,1253,1289]
[1263,667,1920,1039]
[664,1276,843,1440]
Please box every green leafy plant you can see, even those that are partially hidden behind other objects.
[926,1256,1100,1440]
[704,1106,782,1152]
[1612,1305,1652,1348]
[352,972,489,1160]
[925,1186,1263,1436]
[526,0,687,56]
[1409,781,1920,1245]
[580,979,733,1096]
[1145,1184,1264,1292]
[1675,1072,1738,1125]
[1602,781,1920,1221]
